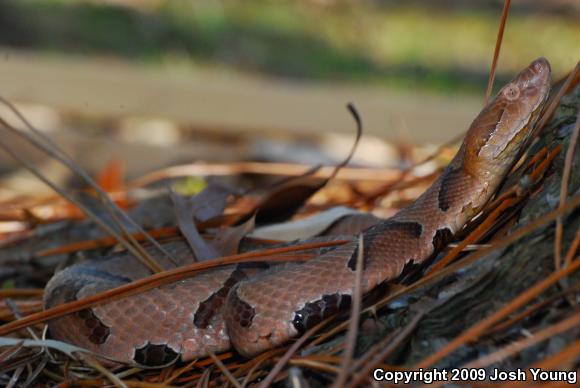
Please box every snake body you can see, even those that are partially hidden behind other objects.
[44,58,551,366]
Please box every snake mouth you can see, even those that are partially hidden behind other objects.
[521,57,551,98]
[529,57,551,78]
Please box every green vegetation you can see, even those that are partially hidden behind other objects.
[0,0,578,93]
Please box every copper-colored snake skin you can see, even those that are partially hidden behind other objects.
[44,58,551,366]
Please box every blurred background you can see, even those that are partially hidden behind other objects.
[0,0,578,194]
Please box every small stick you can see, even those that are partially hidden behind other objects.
[484,0,511,104]
[463,311,580,369]
[258,318,333,388]
[307,195,580,354]
[205,348,241,388]
[416,255,580,369]
[347,313,425,388]
[0,239,348,336]
[0,98,177,269]
[555,108,580,269]
[428,197,518,273]
[332,234,364,388]
[535,61,580,138]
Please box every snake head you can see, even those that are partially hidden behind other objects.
[464,57,551,178]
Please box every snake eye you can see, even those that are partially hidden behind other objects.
[503,84,520,100]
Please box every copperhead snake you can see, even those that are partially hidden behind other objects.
[43,57,551,367]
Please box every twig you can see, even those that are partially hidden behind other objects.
[555,108,580,269]
[0,342,25,363]
[0,125,162,273]
[0,239,348,336]
[288,359,340,374]
[78,354,127,388]
[258,318,333,388]
[195,368,211,388]
[535,61,580,138]
[4,299,39,340]
[0,97,177,270]
[169,190,218,261]
[484,282,580,336]
[376,194,580,311]
[484,0,511,104]
[564,226,580,265]
[463,311,580,369]
[416,255,580,369]
[326,103,362,183]
[532,340,580,370]
[0,289,43,298]
[36,226,181,257]
[428,197,518,273]
[347,312,425,388]
[332,234,364,388]
[163,358,198,385]
[306,195,580,352]
[404,128,465,176]
[529,145,563,182]
[240,354,271,388]
[6,366,24,388]
[205,348,241,388]
[130,162,403,188]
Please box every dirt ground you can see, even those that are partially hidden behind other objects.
[0,50,482,144]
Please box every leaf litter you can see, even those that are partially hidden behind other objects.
[0,5,579,387]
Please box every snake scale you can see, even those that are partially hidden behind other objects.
[44,57,551,366]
